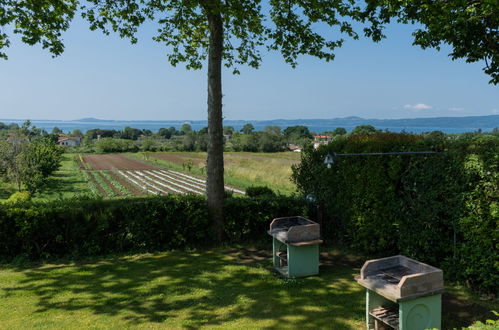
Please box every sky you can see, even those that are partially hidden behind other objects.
[0,14,497,121]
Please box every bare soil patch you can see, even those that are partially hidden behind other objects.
[84,154,157,170]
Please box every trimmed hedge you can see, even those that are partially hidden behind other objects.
[0,195,307,261]
[292,133,498,293]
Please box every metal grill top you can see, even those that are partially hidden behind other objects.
[355,255,444,302]
[268,216,321,244]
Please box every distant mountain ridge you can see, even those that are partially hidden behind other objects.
[72,115,499,129]
[1,115,497,134]
[253,115,499,129]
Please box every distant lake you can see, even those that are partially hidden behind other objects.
[0,119,492,134]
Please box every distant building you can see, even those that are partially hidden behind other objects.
[288,144,301,152]
[58,136,81,147]
[313,135,332,149]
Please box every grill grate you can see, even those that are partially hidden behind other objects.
[369,306,399,329]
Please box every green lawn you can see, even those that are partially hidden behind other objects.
[33,153,93,201]
[0,181,16,199]
[0,247,495,329]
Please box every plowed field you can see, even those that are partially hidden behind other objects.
[80,154,244,197]
[84,154,157,170]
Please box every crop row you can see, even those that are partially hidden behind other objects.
[83,169,245,197]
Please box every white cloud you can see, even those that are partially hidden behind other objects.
[448,107,464,112]
[403,103,432,111]
[492,109,498,114]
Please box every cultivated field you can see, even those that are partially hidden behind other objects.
[0,152,299,200]
[78,154,245,197]
[133,152,301,194]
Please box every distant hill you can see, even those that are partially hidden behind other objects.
[71,115,499,129]
[76,118,115,122]
[2,115,495,134]
[243,115,499,130]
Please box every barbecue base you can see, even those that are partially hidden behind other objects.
[272,237,320,278]
[366,290,441,330]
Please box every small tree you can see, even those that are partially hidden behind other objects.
[240,123,255,135]
[332,127,347,136]
[71,128,84,137]
[0,137,63,193]
[350,125,379,136]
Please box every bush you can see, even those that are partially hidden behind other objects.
[245,186,276,197]
[225,195,307,241]
[292,133,499,293]
[466,312,499,329]
[3,191,31,204]
[0,195,308,261]
[95,138,139,153]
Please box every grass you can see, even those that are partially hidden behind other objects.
[127,152,301,194]
[0,246,495,329]
[15,153,93,201]
[0,181,16,199]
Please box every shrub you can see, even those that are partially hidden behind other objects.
[95,138,139,153]
[466,312,499,329]
[0,195,308,261]
[3,191,31,204]
[292,133,499,293]
[245,186,276,197]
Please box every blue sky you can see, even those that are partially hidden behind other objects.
[0,15,497,121]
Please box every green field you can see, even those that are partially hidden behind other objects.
[0,246,494,329]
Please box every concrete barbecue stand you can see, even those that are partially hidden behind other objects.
[267,216,323,278]
[355,255,444,330]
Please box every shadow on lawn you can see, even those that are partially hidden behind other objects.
[3,248,365,329]
[2,247,494,329]
[40,173,89,197]
[0,184,16,199]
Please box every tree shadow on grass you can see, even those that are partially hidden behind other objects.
[1,247,494,329]
[37,173,89,198]
[0,184,16,199]
[2,248,365,329]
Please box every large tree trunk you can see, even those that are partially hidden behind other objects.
[206,9,225,242]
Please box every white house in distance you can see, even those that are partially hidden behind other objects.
[313,135,332,149]
[57,136,81,147]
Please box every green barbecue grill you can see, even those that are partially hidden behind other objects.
[355,255,444,330]
[268,216,323,278]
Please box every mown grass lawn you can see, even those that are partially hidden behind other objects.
[35,153,93,201]
[0,247,495,329]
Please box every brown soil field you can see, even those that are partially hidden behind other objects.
[108,171,145,196]
[84,154,157,170]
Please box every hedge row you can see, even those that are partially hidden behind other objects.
[0,195,307,260]
[292,133,498,293]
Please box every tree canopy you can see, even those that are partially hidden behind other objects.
[0,0,77,59]
[371,0,499,84]
[1,1,497,83]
